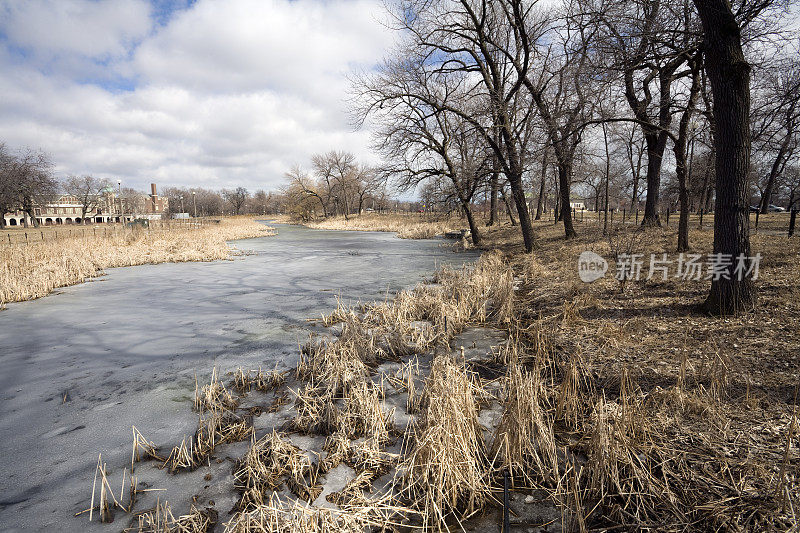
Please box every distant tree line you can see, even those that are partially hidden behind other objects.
[0,143,284,227]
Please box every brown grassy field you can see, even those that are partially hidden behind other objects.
[273,210,796,244]
[272,212,461,239]
[85,216,799,531]
[0,218,274,305]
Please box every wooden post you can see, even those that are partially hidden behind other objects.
[623,209,626,223]
[699,208,704,228]
[789,208,796,237]
[754,210,759,231]
[635,209,639,224]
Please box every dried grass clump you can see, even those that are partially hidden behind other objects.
[165,410,251,472]
[234,366,287,393]
[234,431,320,509]
[577,397,683,528]
[290,378,394,444]
[355,251,514,358]
[341,380,395,443]
[132,426,163,467]
[0,218,274,304]
[131,500,216,533]
[296,336,370,397]
[289,385,341,435]
[552,352,595,432]
[195,368,238,412]
[350,437,399,479]
[320,431,353,473]
[397,355,492,528]
[224,494,403,533]
[491,362,559,488]
[319,296,356,327]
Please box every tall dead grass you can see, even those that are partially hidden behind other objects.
[397,355,493,529]
[302,213,459,239]
[0,218,274,304]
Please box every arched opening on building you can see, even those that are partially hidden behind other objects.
[56,218,63,224]
[75,218,82,224]
[45,218,53,225]
[65,218,72,224]
[8,218,17,226]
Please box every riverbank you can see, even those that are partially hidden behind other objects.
[83,220,799,531]
[270,213,462,239]
[0,217,274,305]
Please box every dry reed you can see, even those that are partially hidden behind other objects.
[397,355,493,529]
[302,213,459,239]
[0,218,273,304]
[129,499,216,533]
[233,431,320,509]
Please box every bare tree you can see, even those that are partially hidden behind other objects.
[691,0,765,313]
[519,0,603,239]
[356,54,490,245]
[375,0,544,251]
[673,52,703,251]
[597,0,697,226]
[0,144,16,228]
[287,164,328,218]
[751,55,800,213]
[223,187,249,215]
[65,175,110,223]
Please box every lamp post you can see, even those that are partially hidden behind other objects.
[180,195,184,214]
[192,191,197,218]
[117,179,122,223]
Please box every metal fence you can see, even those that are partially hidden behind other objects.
[1,217,219,246]
[543,207,798,236]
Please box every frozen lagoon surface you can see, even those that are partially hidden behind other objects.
[0,223,476,532]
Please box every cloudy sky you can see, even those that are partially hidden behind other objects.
[0,0,394,192]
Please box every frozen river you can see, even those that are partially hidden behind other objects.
[0,222,475,531]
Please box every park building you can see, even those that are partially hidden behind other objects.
[2,183,168,227]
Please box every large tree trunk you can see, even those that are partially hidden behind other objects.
[506,162,533,250]
[557,160,577,238]
[461,200,481,246]
[641,131,669,226]
[602,122,611,234]
[694,0,755,314]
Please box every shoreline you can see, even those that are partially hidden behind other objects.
[0,218,275,306]
[79,220,800,531]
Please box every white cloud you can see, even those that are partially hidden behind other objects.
[0,0,393,192]
[0,0,152,59]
